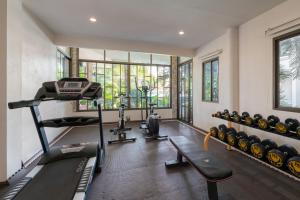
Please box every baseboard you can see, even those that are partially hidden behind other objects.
[0,180,9,186]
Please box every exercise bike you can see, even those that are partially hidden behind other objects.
[135,79,168,141]
[108,94,136,144]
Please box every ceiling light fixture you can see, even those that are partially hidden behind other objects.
[89,17,97,23]
[179,30,185,35]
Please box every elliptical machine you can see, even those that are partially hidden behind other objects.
[108,94,136,144]
[135,78,168,141]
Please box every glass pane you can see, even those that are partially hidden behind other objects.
[278,35,300,108]
[203,62,212,101]
[152,54,171,65]
[212,60,219,102]
[79,100,88,110]
[113,64,121,76]
[97,63,104,74]
[130,52,151,63]
[179,56,192,64]
[106,50,128,62]
[79,48,105,60]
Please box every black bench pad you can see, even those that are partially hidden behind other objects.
[169,136,233,182]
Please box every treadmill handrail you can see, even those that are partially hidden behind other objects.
[8,100,41,109]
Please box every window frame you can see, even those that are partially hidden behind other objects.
[202,57,219,103]
[56,49,71,79]
[76,57,172,112]
[274,29,300,113]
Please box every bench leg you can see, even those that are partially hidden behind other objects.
[165,152,188,168]
[207,181,218,200]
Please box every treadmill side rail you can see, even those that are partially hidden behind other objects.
[1,178,31,200]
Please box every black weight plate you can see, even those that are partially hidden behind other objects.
[232,111,238,116]
[275,122,288,134]
[258,119,268,129]
[224,109,229,114]
[244,117,253,126]
[267,115,280,125]
[261,139,277,149]
[267,149,285,168]
[238,138,250,152]
[285,118,299,131]
[227,133,237,146]
[218,130,227,142]
[278,145,298,157]
[218,124,227,131]
[241,112,250,118]
[251,143,264,159]
[233,115,241,122]
[227,127,237,135]
[297,127,300,137]
[253,114,262,119]
[210,127,218,137]
[237,131,248,139]
[248,135,261,143]
[287,156,300,178]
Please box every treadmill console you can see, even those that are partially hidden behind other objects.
[56,78,91,95]
[35,77,102,100]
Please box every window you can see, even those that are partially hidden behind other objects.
[202,58,219,102]
[56,49,70,79]
[78,49,171,111]
[275,30,300,111]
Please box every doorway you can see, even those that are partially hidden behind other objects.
[178,59,193,124]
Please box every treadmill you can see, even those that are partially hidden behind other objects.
[3,78,105,200]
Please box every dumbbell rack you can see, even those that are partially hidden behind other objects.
[213,116,300,141]
[211,116,300,182]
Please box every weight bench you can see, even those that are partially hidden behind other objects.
[165,136,233,200]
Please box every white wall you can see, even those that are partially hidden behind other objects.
[239,0,300,151]
[6,0,23,178]
[192,0,300,152]
[21,8,72,162]
[193,28,239,131]
[2,1,72,179]
[0,0,8,182]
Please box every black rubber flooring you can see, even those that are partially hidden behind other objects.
[1,121,300,200]
[56,121,300,200]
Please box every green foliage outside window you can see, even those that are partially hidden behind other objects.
[78,50,171,111]
[202,58,219,102]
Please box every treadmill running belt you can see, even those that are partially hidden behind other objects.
[14,157,88,200]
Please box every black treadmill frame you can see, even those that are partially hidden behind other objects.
[27,98,105,168]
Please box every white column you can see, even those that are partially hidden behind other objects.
[0,0,8,183]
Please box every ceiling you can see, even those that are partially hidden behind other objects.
[23,0,285,50]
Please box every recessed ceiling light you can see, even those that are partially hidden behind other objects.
[179,30,185,35]
[89,17,97,23]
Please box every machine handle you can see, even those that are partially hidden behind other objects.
[8,100,41,109]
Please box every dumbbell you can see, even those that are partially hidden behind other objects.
[258,115,279,130]
[222,109,232,120]
[239,112,250,124]
[227,131,247,147]
[244,114,262,126]
[267,145,298,168]
[297,127,300,138]
[217,125,236,142]
[212,111,222,118]
[238,135,261,153]
[275,118,299,135]
[209,127,219,137]
[250,139,278,160]
[287,156,300,178]
[223,110,239,121]
[232,111,242,123]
